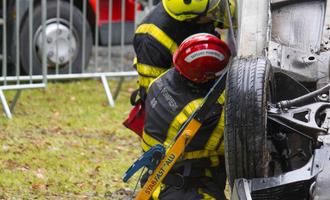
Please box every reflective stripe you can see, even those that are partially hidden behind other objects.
[138,75,155,88]
[216,91,226,155]
[165,97,224,161]
[138,69,170,91]
[136,24,178,55]
[141,131,162,152]
[141,140,151,152]
[147,69,171,92]
[165,99,203,146]
[217,90,225,104]
[198,188,217,200]
[204,90,225,151]
[183,150,222,162]
[217,137,225,155]
[209,155,220,167]
[134,54,168,89]
[143,137,223,161]
[204,109,224,150]
[224,179,231,200]
[137,63,167,78]
[142,90,225,160]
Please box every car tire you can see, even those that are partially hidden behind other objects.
[19,1,93,75]
[224,57,274,186]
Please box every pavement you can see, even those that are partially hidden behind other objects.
[88,45,135,73]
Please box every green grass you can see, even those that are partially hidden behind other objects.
[0,79,141,199]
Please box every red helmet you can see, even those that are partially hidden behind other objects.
[173,33,231,83]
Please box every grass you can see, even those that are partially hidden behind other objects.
[0,79,141,199]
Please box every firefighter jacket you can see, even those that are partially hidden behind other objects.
[142,68,226,167]
[133,3,218,99]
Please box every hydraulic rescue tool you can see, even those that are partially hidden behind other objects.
[123,144,166,183]
[123,68,228,200]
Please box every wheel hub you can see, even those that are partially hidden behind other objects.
[35,19,78,68]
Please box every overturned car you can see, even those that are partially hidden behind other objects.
[225,0,330,199]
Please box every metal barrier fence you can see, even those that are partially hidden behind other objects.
[0,0,152,118]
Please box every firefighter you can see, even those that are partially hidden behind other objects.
[124,0,236,137]
[142,33,231,199]
[132,0,236,103]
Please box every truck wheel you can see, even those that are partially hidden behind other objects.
[19,1,93,75]
[224,57,274,186]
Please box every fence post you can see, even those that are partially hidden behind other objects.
[101,75,115,107]
[0,90,12,119]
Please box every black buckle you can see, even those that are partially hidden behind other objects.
[173,173,185,190]
[163,172,185,190]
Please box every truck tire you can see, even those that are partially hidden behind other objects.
[19,1,93,75]
[224,57,274,186]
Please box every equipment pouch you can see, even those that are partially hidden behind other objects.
[123,101,145,137]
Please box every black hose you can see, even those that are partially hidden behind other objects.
[278,83,330,108]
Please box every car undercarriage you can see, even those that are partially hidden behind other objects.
[225,0,330,199]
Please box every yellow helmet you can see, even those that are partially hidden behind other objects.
[163,0,221,21]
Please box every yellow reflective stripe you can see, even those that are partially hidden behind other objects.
[198,90,224,151]
[216,90,226,155]
[209,155,220,167]
[183,150,220,160]
[217,138,225,155]
[165,96,226,160]
[138,75,155,88]
[164,99,203,146]
[224,179,231,200]
[141,140,151,152]
[217,90,225,104]
[141,131,162,152]
[136,24,178,54]
[147,69,171,92]
[138,68,170,89]
[204,108,225,151]
[142,91,225,158]
[198,188,217,200]
[137,63,167,78]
